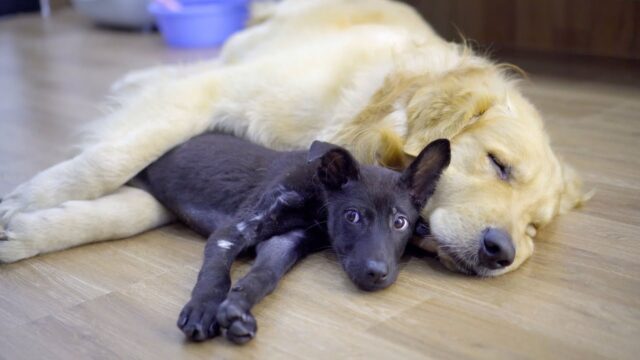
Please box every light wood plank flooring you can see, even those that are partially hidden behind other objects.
[0,10,639,360]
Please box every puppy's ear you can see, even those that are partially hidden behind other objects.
[308,141,360,190]
[399,139,451,209]
[307,141,339,163]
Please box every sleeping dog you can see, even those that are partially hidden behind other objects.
[135,133,450,344]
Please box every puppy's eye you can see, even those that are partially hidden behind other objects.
[488,153,511,181]
[392,215,409,231]
[344,209,361,223]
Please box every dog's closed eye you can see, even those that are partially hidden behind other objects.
[488,153,511,181]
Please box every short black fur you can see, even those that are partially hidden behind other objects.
[136,133,450,344]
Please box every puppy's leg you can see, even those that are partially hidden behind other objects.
[177,197,307,342]
[0,186,173,263]
[174,206,233,238]
[0,73,221,224]
[178,225,256,341]
[216,229,309,344]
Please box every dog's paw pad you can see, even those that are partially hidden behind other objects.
[216,299,256,344]
[226,317,256,344]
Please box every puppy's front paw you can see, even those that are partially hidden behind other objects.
[216,299,257,344]
[177,299,221,342]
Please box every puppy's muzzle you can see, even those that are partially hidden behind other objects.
[365,260,389,284]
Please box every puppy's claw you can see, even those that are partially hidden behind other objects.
[177,311,189,328]
[177,300,220,342]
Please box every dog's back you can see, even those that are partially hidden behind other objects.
[137,133,305,231]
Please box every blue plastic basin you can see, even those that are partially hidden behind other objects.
[149,0,248,48]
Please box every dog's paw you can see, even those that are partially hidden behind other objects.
[0,228,38,264]
[216,299,257,344]
[0,183,40,225]
[0,211,57,264]
[0,194,23,226]
[177,299,221,342]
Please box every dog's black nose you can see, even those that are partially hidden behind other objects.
[365,260,388,283]
[479,228,515,269]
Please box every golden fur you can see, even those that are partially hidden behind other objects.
[0,0,585,276]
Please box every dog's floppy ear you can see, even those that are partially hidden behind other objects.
[403,68,496,156]
[404,92,493,156]
[399,139,451,209]
[308,141,360,190]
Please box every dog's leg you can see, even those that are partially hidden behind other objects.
[219,22,273,64]
[0,73,221,225]
[216,229,309,344]
[177,189,307,342]
[178,224,256,341]
[0,186,173,263]
[173,206,233,238]
[110,60,221,96]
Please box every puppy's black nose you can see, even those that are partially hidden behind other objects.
[365,260,388,283]
[479,228,515,269]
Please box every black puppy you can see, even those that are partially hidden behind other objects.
[137,133,450,344]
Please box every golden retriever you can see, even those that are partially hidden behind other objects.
[0,0,585,276]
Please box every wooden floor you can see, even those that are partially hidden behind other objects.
[1,11,639,360]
